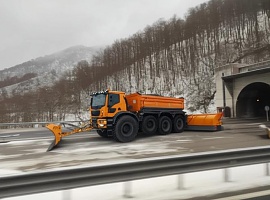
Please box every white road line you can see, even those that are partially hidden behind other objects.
[213,190,270,200]
[176,140,192,142]
[247,123,264,125]
[0,134,20,138]
[3,134,92,142]
[203,137,230,140]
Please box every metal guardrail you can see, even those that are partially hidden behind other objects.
[0,121,86,130]
[239,59,270,73]
[0,121,82,126]
[1,146,270,198]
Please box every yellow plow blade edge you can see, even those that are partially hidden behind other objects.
[46,124,63,151]
[186,112,223,131]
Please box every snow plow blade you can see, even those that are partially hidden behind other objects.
[46,124,63,151]
[45,122,93,151]
[186,112,223,131]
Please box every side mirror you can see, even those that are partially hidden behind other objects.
[89,97,93,107]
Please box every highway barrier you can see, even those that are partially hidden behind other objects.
[1,146,270,199]
[0,121,81,129]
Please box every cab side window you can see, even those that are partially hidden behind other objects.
[108,94,120,107]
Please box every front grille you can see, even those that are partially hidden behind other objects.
[92,118,97,128]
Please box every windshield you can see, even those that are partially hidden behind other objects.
[91,94,106,108]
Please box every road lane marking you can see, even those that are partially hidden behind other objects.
[176,140,192,142]
[203,137,232,140]
[247,123,264,125]
[0,134,20,138]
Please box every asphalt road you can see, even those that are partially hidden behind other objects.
[1,118,270,173]
[1,118,270,199]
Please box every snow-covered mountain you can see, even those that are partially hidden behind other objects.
[0,45,101,96]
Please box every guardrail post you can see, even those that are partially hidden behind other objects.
[177,174,185,190]
[123,181,133,198]
[224,168,231,182]
[62,190,71,200]
[266,163,270,176]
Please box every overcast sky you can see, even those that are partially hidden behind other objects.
[0,0,208,70]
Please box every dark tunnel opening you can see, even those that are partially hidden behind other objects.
[236,82,270,118]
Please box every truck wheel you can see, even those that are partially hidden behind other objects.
[173,115,184,133]
[142,115,157,135]
[158,116,172,135]
[97,130,108,138]
[113,115,138,142]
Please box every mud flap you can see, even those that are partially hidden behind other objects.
[46,124,63,151]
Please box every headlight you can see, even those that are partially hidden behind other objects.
[97,119,107,128]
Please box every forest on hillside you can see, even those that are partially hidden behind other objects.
[0,73,37,88]
[1,0,270,123]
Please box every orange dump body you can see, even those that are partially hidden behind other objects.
[125,93,184,112]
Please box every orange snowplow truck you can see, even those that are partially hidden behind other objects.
[46,90,223,151]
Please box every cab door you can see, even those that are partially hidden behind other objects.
[107,93,127,117]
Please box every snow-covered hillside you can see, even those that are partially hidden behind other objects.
[0,45,101,96]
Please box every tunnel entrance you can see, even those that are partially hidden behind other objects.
[236,82,270,118]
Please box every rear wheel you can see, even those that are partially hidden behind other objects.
[142,115,157,135]
[113,115,138,142]
[97,130,108,138]
[158,116,172,135]
[173,115,185,133]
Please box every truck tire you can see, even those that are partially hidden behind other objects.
[158,116,172,135]
[173,115,184,133]
[113,115,138,142]
[97,130,109,138]
[142,115,157,135]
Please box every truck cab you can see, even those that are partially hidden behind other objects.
[90,90,127,130]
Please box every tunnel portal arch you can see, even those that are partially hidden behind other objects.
[236,82,270,118]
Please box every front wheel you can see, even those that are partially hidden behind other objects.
[113,115,138,142]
